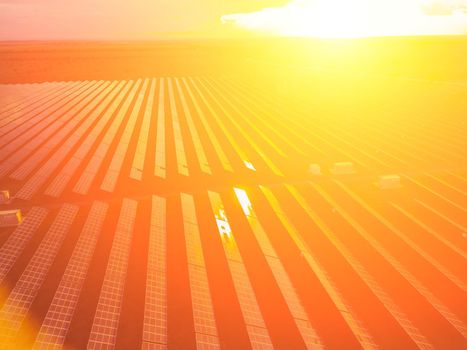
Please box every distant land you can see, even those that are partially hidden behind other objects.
[0,36,466,83]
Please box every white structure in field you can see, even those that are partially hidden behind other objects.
[0,209,23,227]
[0,190,10,204]
[308,163,321,175]
[331,162,355,175]
[377,175,401,189]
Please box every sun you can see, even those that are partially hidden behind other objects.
[221,0,467,38]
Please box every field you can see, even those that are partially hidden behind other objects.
[0,38,466,349]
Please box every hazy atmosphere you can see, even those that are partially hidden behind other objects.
[1,0,466,40]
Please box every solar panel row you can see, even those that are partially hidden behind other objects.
[87,198,137,349]
[74,80,141,194]
[0,204,78,347]
[44,81,129,197]
[34,201,108,349]
[0,77,465,349]
[181,193,220,349]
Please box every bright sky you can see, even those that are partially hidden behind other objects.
[0,0,287,40]
[0,0,466,40]
[223,0,467,37]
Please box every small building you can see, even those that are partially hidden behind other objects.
[377,175,402,189]
[331,162,355,175]
[308,163,321,175]
[0,190,10,204]
[0,209,23,227]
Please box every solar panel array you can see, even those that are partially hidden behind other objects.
[0,77,465,349]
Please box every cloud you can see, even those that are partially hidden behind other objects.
[421,0,467,15]
[221,0,467,37]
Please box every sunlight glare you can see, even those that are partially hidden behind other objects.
[234,188,253,217]
[221,0,467,38]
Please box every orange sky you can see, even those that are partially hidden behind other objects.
[0,0,287,40]
[0,0,466,40]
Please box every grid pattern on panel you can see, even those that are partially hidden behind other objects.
[16,82,119,200]
[73,80,141,194]
[167,78,189,176]
[101,79,149,192]
[0,81,95,177]
[131,78,156,180]
[189,78,251,169]
[87,198,137,350]
[142,196,167,348]
[0,207,48,283]
[260,186,377,350]
[0,82,62,130]
[286,184,434,350]
[10,81,110,181]
[0,81,87,154]
[246,325,275,350]
[240,201,323,350]
[195,78,283,176]
[318,182,467,339]
[392,201,466,259]
[204,77,291,159]
[207,191,272,349]
[44,81,129,197]
[174,78,211,174]
[154,78,166,178]
[0,82,82,149]
[228,262,267,329]
[336,181,466,292]
[34,201,109,349]
[142,342,167,350]
[180,78,232,172]
[180,193,220,349]
[0,204,79,345]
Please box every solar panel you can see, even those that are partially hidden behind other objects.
[233,189,323,350]
[73,80,141,194]
[142,196,167,349]
[44,81,130,197]
[260,186,377,350]
[154,78,166,178]
[180,193,220,349]
[0,81,94,167]
[0,83,57,119]
[318,182,467,339]
[193,78,284,176]
[87,198,137,349]
[16,81,122,200]
[207,191,273,349]
[174,78,211,175]
[167,78,189,176]
[207,78,306,157]
[0,82,82,141]
[34,201,108,349]
[11,81,111,181]
[0,207,48,284]
[131,78,156,181]
[286,184,434,349]
[180,78,232,172]
[391,201,466,260]
[0,82,66,127]
[201,78,287,159]
[0,204,79,346]
[101,79,149,192]
[0,82,64,117]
